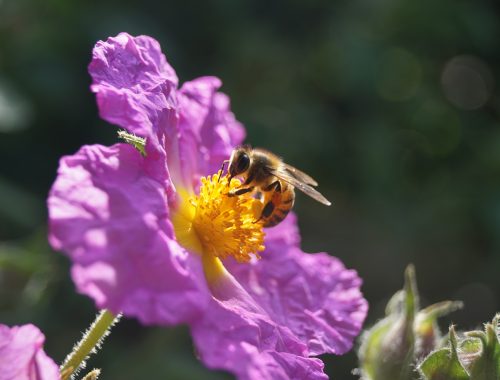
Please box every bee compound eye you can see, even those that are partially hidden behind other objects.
[236,153,250,173]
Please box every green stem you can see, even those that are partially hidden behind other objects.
[60,310,120,380]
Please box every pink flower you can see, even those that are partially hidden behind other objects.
[48,33,368,379]
[0,324,60,380]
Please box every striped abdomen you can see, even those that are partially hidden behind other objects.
[261,181,295,227]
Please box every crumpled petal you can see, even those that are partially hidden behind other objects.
[178,76,245,188]
[0,324,60,380]
[89,32,178,141]
[88,32,178,186]
[228,214,368,356]
[190,269,327,380]
[48,143,209,325]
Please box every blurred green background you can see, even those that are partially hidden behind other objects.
[1,0,499,378]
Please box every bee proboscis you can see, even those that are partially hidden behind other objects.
[223,145,331,227]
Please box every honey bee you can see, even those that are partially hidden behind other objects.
[224,145,331,227]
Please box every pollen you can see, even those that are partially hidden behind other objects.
[172,171,265,263]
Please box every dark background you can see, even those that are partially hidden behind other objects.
[1,0,499,378]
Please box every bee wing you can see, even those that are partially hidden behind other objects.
[271,167,331,206]
[283,163,318,186]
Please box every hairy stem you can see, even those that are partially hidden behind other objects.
[60,310,120,380]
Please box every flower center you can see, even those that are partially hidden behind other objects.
[172,171,265,264]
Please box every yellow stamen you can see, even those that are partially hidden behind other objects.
[172,171,265,264]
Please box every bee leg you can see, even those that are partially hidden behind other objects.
[263,180,281,192]
[228,186,254,197]
[254,200,274,224]
[261,201,275,217]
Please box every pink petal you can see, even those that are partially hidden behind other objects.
[88,32,179,161]
[228,215,368,356]
[178,76,245,188]
[48,143,209,325]
[0,324,60,380]
[190,270,327,380]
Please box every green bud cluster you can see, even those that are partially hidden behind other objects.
[357,265,463,380]
[419,315,500,380]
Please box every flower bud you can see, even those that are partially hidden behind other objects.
[358,265,418,380]
[358,265,462,380]
[418,315,500,380]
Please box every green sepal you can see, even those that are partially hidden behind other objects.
[466,315,500,379]
[415,300,464,359]
[418,326,470,380]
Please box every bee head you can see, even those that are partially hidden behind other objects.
[228,146,251,182]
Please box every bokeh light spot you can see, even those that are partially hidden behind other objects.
[0,79,32,133]
[441,55,494,110]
